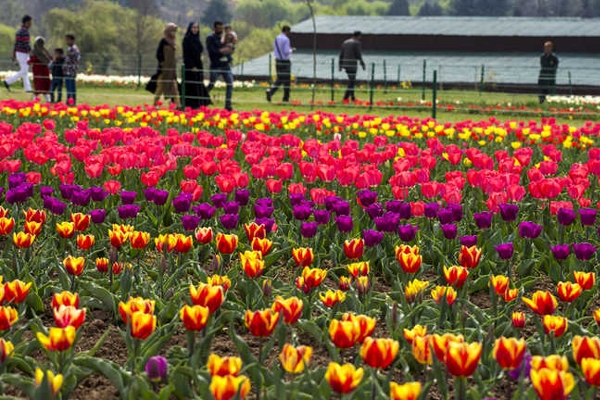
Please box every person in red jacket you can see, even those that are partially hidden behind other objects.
[29,36,52,102]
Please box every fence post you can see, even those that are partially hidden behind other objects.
[479,64,485,95]
[137,52,142,89]
[369,62,375,110]
[268,53,272,84]
[383,59,387,94]
[432,70,437,119]
[421,59,427,101]
[568,71,573,95]
[331,58,335,102]
[397,64,401,85]
[180,64,186,109]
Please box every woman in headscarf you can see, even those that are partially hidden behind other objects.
[29,36,52,102]
[154,22,181,108]
[182,21,211,108]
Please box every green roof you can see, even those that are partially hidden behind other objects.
[291,16,600,37]
[236,50,597,86]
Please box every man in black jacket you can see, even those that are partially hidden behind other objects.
[339,31,366,103]
[206,21,233,111]
[538,41,559,104]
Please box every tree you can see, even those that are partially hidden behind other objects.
[478,0,510,16]
[418,1,444,15]
[130,0,159,59]
[450,0,478,15]
[201,0,232,26]
[387,0,410,15]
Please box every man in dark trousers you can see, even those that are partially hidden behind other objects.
[339,31,366,103]
[206,21,233,111]
[538,41,559,104]
[266,26,294,103]
[4,15,33,93]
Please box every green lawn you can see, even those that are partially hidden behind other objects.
[0,82,595,126]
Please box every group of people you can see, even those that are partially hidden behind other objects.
[151,20,238,111]
[3,15,81,104]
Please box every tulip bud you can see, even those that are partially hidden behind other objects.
[145,356,168,382]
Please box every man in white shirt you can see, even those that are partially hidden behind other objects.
[266,26,294,103]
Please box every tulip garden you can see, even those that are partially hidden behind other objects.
[1,98,600,399]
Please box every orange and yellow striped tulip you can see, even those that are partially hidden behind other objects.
[63,255,85,276]
[130,231,151,249]
[325,362,364,394]
[530,368,575,400]
[207,353,242,377]
[490,275,510,296]
[243,222,266,242]
[512,311,525,329]
[444,341,482,377]
[118,297,155,324]
[346,261,370,278]
[0,217,15,236]
[24,208,46,224]
[343,238,364,260]
[572,335,600,365]
[458,245,482,269]
[0,306,18,330]
[404,279,429,303]
[216,233,238,254]
[209,374,251,400]
[108,229,129,248]
[4,279,31,303]
[443,265,469,288]
[360,337,400,369]
[52,291,79,309]
[70,213,90,231]
[390,381,421,400]
[341,312,376,343]
[556,281,582,303]
[240,251,265,279]
[432,333,465,362]
[279,343,312,374]
[53,305,86,330]
[189,283,224,313]
[130,311,156,340]
[319,290,346,308]
[76,234,95,250]
[291,247,314,267]
[55,221,74,239]
[522,290,558,315]
[543,315,568,338]
[0,338,14,363]
[12,231,35,248]
[411,334,433,365]
[34,368,63,398]
[36,326,76,351]
[431,285,457,306]
[329,318,360,349]
[206,275,231,292]
[581,358,600,386]
[272,296,303,324]
[195,227,213,244]
[403,324,427,345]
[574,270,596,290]
[395,244,422,273]
[24,220,42,236]
[251,237,273,255]
[244,309,279,337]
[530,355,569,372]
[493,337,526,370]
[174,234,193,253]
[179,304,210,331]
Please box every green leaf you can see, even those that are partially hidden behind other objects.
[171,365,196,399]
[73,356,129,397]
[80,281,117,315]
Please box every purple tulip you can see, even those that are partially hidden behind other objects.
[43,196,67,215]
[357,190,378,207]
[335,215,353,233]
[518,221,542,239]
[120,190,137,205]
[495,243,514,260]
[332,200,351,216]
[292,204,313,221]
[324,196,340,211]
[71,188,91,206]
[474,211,493,229]
[508,353,531,381]
[219,213,239,230]
[90,209,107,224]
[223,201,240,215]
[172,193,192,213]
[386,201,411,220]
[374,212,399,233]
[580,208,597,226]
[7,172,26,189]
[234,189,250,206]
[448,203,463,222]
[365,203,384,219]
[363,229,384,247]
[210,193,227,208]
[255,217,275,233]
[6,183,33,204]
[181,215,201,231]
[557,208,576,226]
[256,198,273,208]
[117,204,141,219]
[550,244,570,261]
[289,193,305,207]
[40,186,53,198]
[313,209,331,225]
[59,184,79,200]
[460,235,478,247]
[441,223,458,240]
[90,186,109,202]
[254,203,274,218]
[152,190,169,206]
[573,242,597,261]
[499,203,519,222]
[193,203,216,219]
[145,356,168,382]
[398,224,418,242]
[300,221,318,238]
[143,188,156,203]
[437,208,454,225]
[424,202,439,219]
